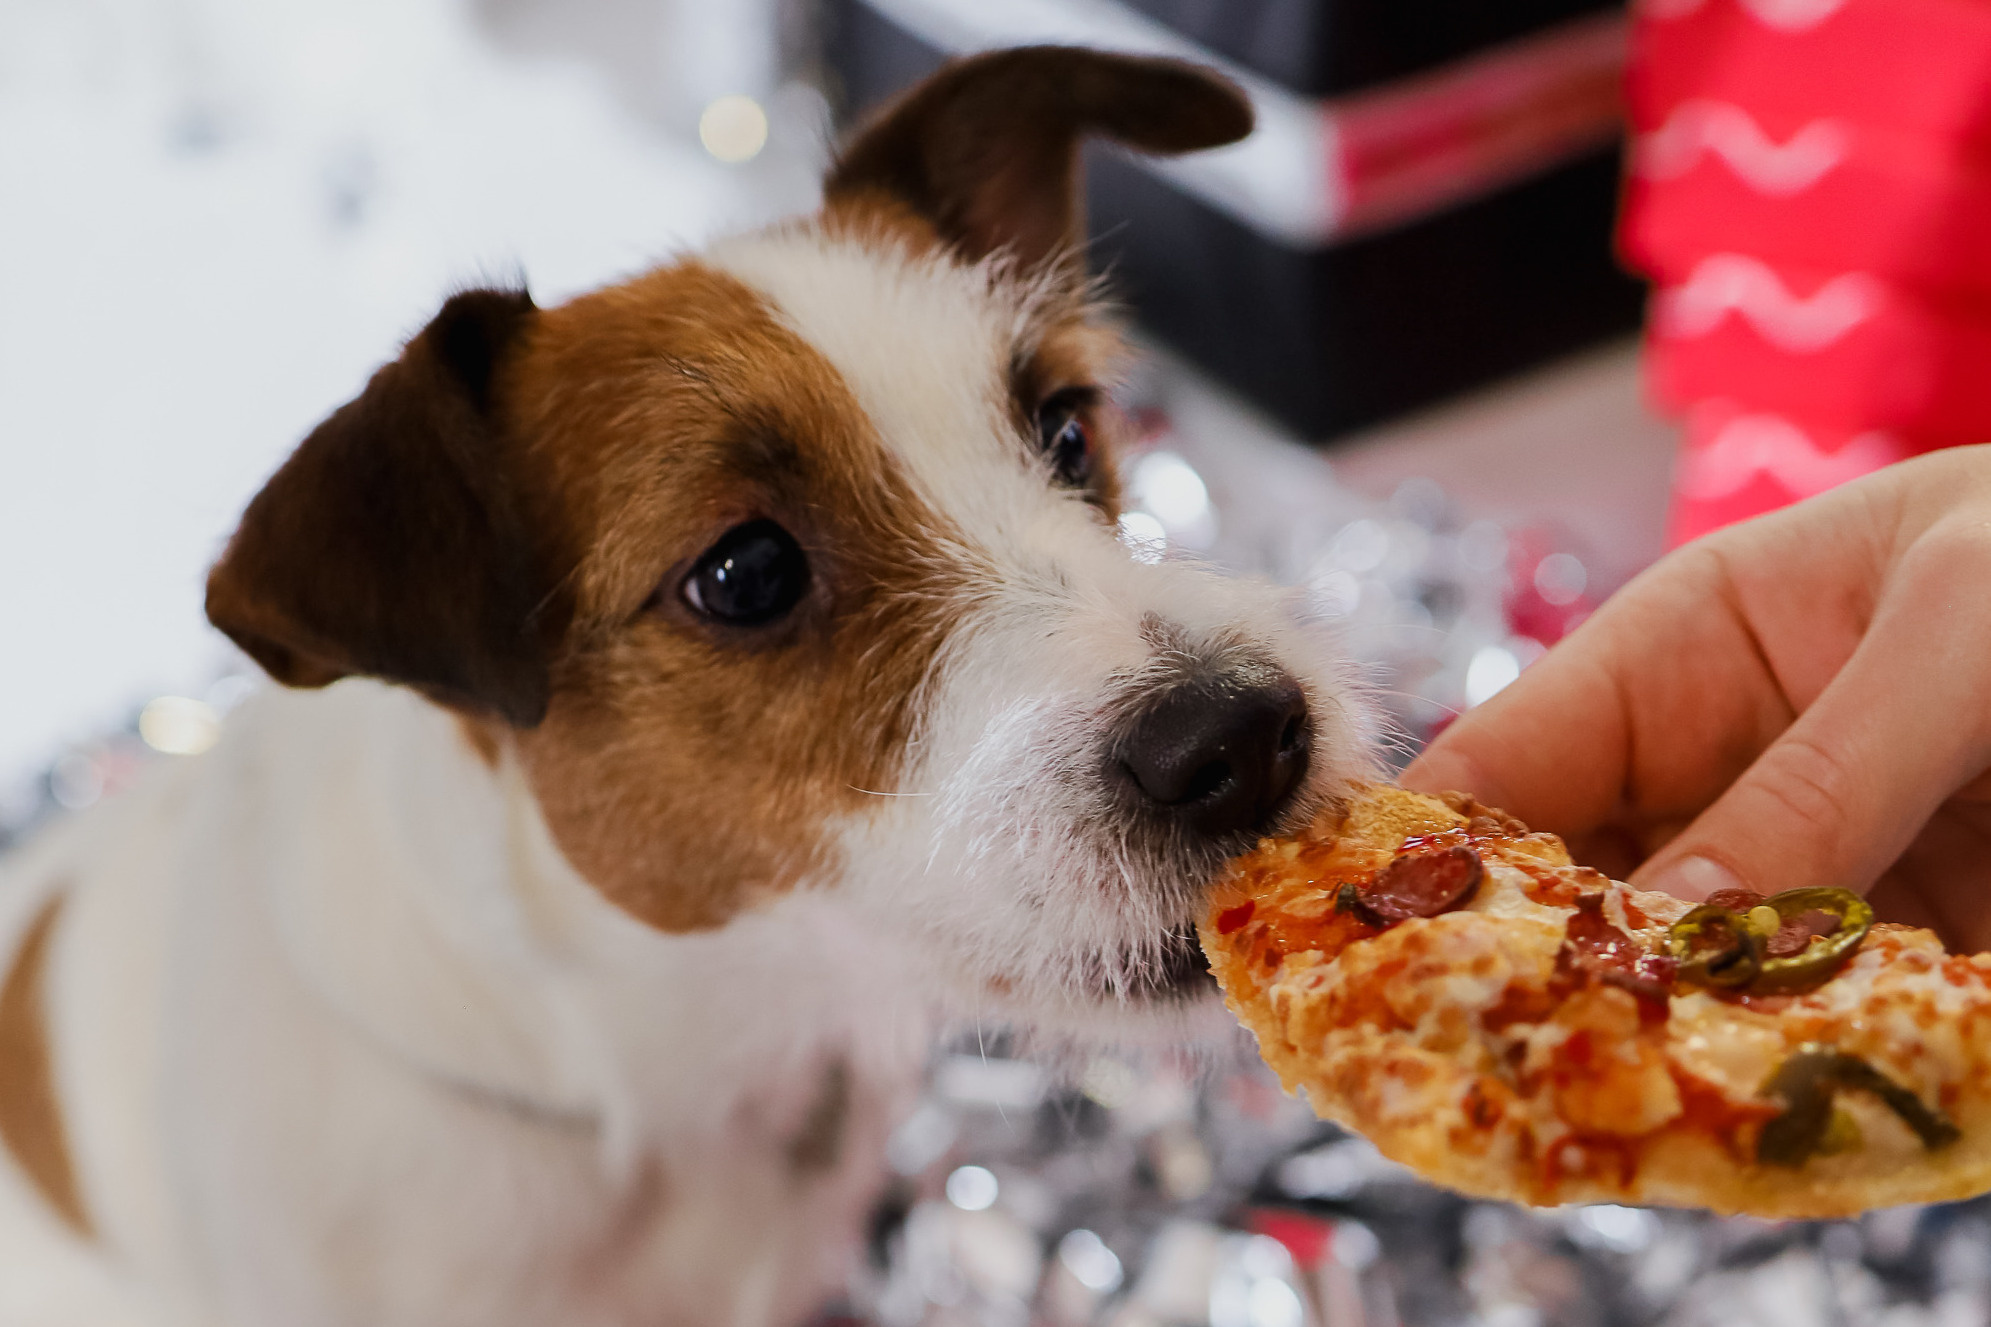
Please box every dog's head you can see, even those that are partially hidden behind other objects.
[206,47,1372,1034]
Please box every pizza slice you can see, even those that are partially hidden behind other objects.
[1200,785,1991,1218]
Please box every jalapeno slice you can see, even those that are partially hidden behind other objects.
[1668,886,1872,993]
[1753,888,1873,991]
[1757,1044,1960,1166]
[1666,905,1763,988]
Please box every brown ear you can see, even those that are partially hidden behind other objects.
[826,45,1252,271]
[206,288,561,728]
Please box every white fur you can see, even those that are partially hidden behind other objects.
[7,681,929,1327]
[0,222,1371,1326]
[711,227,1373,1031]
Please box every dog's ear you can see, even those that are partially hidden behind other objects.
[206,287,562,728]
[826,45,1252,272]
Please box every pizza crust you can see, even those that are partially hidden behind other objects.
[1201,786,1991,1218]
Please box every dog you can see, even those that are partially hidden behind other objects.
[0,47,1370,1327]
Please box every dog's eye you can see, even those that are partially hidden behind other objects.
[1035,387,1095,486]
[680,520,810,626]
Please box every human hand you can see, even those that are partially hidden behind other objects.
[1402,445,1991,951]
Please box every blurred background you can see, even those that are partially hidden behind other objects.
[0,0,1684,828]
[7,0,1990,1322]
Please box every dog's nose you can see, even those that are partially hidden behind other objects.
[1118,673,1311,838]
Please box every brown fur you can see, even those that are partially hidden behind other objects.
[817,190,953,263]
[202,251,1133,935]
[822,137,1146,519]
[0,899,91,1236]
[826,46,1252,271]
[455,714,504,769]
[1011,317,1134,516]
[203,47,1252,934]
[207,289,563,728]
[501,262,975,931]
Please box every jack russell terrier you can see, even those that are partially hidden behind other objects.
[0,46,1369,1327]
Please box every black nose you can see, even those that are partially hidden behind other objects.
[1118,673,1311,839]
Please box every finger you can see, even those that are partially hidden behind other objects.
[1635,520,1991,900]
[1404,540,1795,843]
[1876,798,1991,950]
[1401,633,1631,833]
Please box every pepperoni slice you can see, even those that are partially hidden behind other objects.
[1559,894,1677,1006]
[1696,887,1830,958]
[1357,845,1484,922]
[1766,910,1840,958]
[1214,901,1256,935]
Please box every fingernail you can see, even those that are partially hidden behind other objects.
[1647,855,1743,902]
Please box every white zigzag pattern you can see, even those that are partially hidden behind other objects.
[1677,414,1898,499]
[1656,254,1883,351]
[1636,101,1847,194]
[1639,0,1848,30]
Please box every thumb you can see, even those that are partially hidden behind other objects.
[1635,546,1991,901]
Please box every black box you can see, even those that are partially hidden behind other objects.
[1119,0,1624,97]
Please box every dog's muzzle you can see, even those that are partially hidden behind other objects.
[1074,653,1320,1006]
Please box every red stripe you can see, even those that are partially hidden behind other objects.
[1332,14,1630,235]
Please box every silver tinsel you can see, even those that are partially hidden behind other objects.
[8,397,1981,1327]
